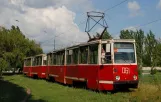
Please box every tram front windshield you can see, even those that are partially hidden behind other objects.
[114,42,135,63]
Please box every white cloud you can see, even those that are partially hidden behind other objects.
[127,1,142,17]
[157,0,161,9]
[23,0,94,12]
[128,1,140,11]
[0,0,92,53]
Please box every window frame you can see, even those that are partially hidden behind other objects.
[88,44,99,64]
[113,42,136,64]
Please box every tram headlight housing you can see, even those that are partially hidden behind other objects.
[133,75,137,80]
[115,76,120,81]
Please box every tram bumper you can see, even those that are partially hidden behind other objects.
[113,80,139,89]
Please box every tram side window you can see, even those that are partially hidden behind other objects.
[37,57,39,65]
[38,56,42,66]
[53,54,56,65]
[34,57,36,66]
[102,44,111,64]
[73,49,79,64]
[24,59,27,66]
[55,52,61,65]
[47,54,52,65]
[43,56,47,65]
[32,58,35,66]
[60,51,65,65]
[26,59,31,66]
[24,60,26,66]
[35,57,38,66]
[26,59,28,66]
[33,58,35,66]
[43,60,46,65]
[53,51,65,65]
[56,53,60,65]
[80,46,88,64]
[24,59,29,66]
[47,54,50,65]
[67,50,72,65]
[40,57,42,65]
[89,44,98,64]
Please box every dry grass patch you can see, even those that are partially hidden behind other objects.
[130,83,161,102]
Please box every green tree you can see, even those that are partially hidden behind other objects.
[143,31,157,66]
[120,30,134,39]
[0,58,8,77]
[95,30,112,39]
[134,29,144,69]
[155,40,161,66]
[0,25,43,71]
[143,31,158,74]
[102,30,112,39]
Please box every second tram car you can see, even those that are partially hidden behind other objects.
[31,54,47,78]
[23,39,138,91]
[23,57,34,77]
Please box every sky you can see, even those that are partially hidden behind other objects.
[0,0,161,53]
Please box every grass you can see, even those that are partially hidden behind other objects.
[0,74,161,102]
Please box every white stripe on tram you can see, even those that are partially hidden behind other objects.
[41,73,46,75]
[99,80,113,84]
[24,72,28,74]
[65,76,86,81]
[31,72,37,74]
[49,74,59,77]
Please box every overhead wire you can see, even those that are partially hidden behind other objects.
[112,17,161,36]
[103,0,129,12]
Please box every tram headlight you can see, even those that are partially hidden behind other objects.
[115,76,120,81]
[133,75,137,80]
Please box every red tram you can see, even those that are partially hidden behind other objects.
[23,39,138,91]
[23,54,47,78]
[31,54,47,78]
[23,57,34,77]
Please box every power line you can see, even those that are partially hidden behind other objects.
[103,0,129,12]
[126,18,161,30]
[137,18,161,28]
[112,17,161,36]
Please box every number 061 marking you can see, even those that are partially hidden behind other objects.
[122,67,130,74]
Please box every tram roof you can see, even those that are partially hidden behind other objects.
[66,39,135,49]
[24,54,46,59]
[112,39,135,42]
[24,56,34,60]
[47,39,135,54]
[35,53,46,57]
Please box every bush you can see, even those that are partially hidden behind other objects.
[138,65,142,76]
[151,68,157,75]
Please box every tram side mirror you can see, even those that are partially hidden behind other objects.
[105,44,112,63]
[44,56,47,60]
[69,50,73,55]
[106,44,110,52]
